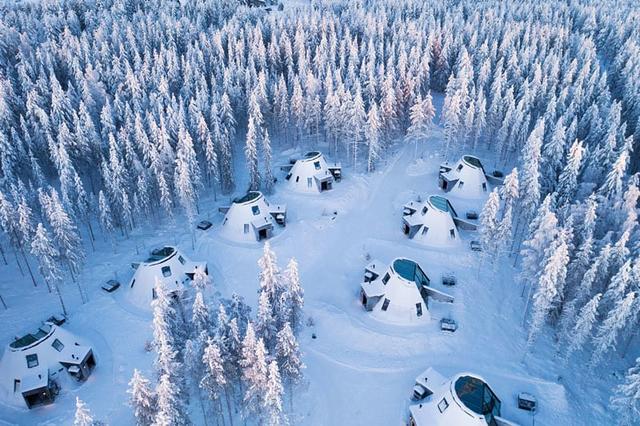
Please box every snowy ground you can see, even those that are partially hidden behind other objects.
[0,130,622,425]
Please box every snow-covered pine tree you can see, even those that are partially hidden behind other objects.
[262,127,274,194]
[42,189,85,287]
[245,115,261,191]
[256,290,277,350]
[241,324,268,421]
[591,291,637,365]
[555,139,585,208]
[175,123,201,227]
[611,357,640,425]
[155,373,190,426]
[31,223,66,314]
[257,242,283,328]
[127,369,156,426]
[365,101,381,173]
[562,293,601,362]
[200,337,229,421]
[351,82,367,170]
[275,322,304,402]
[442,76,462,158]
[280,258,304,333]
[599,147,629,200]
[406,93,435,155]
[263,360,286,426]
[74,397,98,426]
[479,189,501,262]
[191,266,211,293]
[519,195,558,293]
[526,226,569,348]
[192,291,210,336]
[518,118,545,227]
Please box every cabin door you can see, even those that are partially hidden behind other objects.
[321,181,329,191]
[258,229,268,240]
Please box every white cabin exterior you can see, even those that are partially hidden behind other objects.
[360,258,454,324]
[220,191,286,242]
[439,155,489,199]
[0,324,96,409]
[409,368,518,426]
[127,246,207,310]
[402,195,460,247]
[285,151,341,193]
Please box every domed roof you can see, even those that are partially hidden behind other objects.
[439,155,488,199]
[287,152,334,193]
[402,196,460,247]
[127,246,206,310]
[0,324,94,407]
[410,369,505,426]
[360,258,431,323]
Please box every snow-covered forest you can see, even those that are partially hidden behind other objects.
[1,0,640,423]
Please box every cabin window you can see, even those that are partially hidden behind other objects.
[13,379,20,392]
[458,181,464,188]
[416,303,423,317]
[130,279,136,288]
[52,339,64,352]
[26,354,38,369]
[422,206,428,215]
[314,161,321,170]
[438,397,449,413]
[382,273,390,285]
[295,176,300,182]
[285,173,292,181]
[161,266,172,277]
[381,298,390,311]
[422,227,429,235]
[178,255,185,265]
[244,224,249,233]
[252,205,260,215]
[449,229,455,238]
[457,164,463,171]
[482,182,487,191]
[307,177,312,188]
[152,288,157,299]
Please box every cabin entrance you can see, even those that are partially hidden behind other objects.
[441,180,448,190]
[258,229,268,240]
[321,181,331,191]
[361,292,367,306]
[403,224,410,235]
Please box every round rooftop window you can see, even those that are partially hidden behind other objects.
[454,375,501,417]
[304,151,321,159]
[462,155,483,168]
[234,191,261,204]
[429,196,451,212]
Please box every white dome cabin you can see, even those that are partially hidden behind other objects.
[409,368,516,426]
[127,246,207,310]
[439,155,489,198]
[282,151,342,193]
[402,195,477,247]
[359,258,453,323]
[0,323,96,409]
[218,191,287,242]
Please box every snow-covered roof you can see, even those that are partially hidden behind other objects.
[220,191,286,242]
[287,151,336,193]
[0,324,93,406]
[439,155,488,199]
[361,258,432,323]
[409,368,512,426]
[127,246,206,310]
[402,196,460,247]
